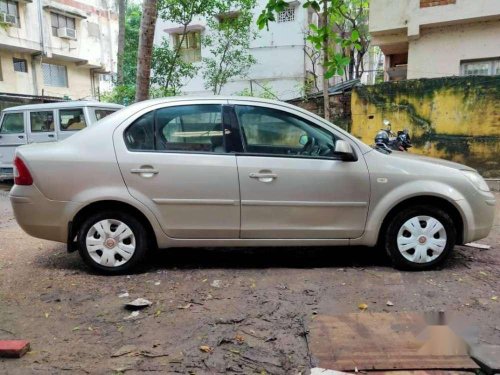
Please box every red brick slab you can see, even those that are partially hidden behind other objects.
[0,340,30,358]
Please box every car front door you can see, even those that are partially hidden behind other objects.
[114,102,240,239]
[231,103,370,239]
[0,111,27,176]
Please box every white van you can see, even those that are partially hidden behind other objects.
[0,101,123,180]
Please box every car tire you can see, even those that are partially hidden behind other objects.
[385,205,456,271]
[77,211,148,274]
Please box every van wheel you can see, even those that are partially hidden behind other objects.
[77,211,148,274]
[385,205,456,270]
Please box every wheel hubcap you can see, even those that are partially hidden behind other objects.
[86,219,136,267]
[396,215,447,264]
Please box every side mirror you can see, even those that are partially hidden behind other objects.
[334,140,356,161]
[299,134,309,145]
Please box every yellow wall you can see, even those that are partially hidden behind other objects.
[350,76,500,177]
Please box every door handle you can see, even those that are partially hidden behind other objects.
[249,172,277,182]
[18,135,24,139]
[131,167,159,177]
[48,134,55,138]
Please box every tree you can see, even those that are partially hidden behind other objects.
[135,0,158,102]
[154,0,229,94]
[102,3,141,104]
[332,0,369,80]
[151,38,197,96]
[202,1,257,95]
[116,0,126,85]
[258,0,362,120]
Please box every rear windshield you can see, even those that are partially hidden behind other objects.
[95,108,118,121]
[0,112,24,134]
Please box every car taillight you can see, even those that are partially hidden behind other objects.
[14,157,33,186]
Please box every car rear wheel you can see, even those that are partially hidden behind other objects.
[77,211,148,274]
[385,205,456,270]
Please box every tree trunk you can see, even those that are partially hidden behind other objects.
[135,0,157,102]
[322,0,330,121]
[116,0,126,85]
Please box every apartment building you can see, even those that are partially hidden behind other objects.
[0,0,118,106]
[154,0,328,100]
[369,0,500,81]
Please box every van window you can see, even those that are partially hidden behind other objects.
[0,112,24,134]
[30,111,55,132]
[60,108,87,131]
[95,109,117,121]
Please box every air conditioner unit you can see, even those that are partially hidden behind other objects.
[57,27,76,39]
[0,12,17,25]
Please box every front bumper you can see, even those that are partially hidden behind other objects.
[461,192,496,244]
[10,184,79,243]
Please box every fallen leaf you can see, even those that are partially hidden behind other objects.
[124,311,140,320]
[479,271,488,276]
[125,298,153,310]
[44,312,49,319]
[358,303,368,311]
[199,345,213,353]
[177,303,192,310]
[155,309,162,317]
[229,348,240,354]
[72,326,80,331]
[492,296,498,301]
[386,301,394,306]
[154,281,161,286]
[211,280,222,288]
[235,334,245,344]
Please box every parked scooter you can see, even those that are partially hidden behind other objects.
[374,120,412,152]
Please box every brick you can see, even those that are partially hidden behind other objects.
[0,340,31,358]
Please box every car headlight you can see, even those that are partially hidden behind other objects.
[461,170,490,192]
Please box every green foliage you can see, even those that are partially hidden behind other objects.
[123,3,142,86]
[259,0,368,81]
[101,85,136,105]
[202,0,257,94]
[151,38,197,96]
[235,82,278,99]
[102,3,141,104]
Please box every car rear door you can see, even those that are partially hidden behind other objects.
[0,111,27,176]
[229,102,370,239]
[27,110,57,143]
[114,101,240,239]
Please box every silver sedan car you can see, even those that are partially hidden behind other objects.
[9,97,496,274]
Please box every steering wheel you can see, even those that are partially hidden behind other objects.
[300,136,317,155]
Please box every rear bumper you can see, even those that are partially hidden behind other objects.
[0,167,13,181]
[10,184,78,243]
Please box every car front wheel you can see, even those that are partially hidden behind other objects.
[385,205,456,270]
[77,211,148,274]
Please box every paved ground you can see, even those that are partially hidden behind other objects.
[0,182,499,374]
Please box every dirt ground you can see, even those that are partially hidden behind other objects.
[0,182,499,374]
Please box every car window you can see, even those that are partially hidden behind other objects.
[155,104,223,153]
[0,113,24,134]
[60,108,87,131]
[30,111,55,132]
[124,111,155,151]
[95,109,117,121]
[235,105,336,158]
